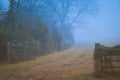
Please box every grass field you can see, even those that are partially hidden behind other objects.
[0,48,120,80]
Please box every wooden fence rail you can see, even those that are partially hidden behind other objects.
[94,43,120,75]
[7,40,40,63]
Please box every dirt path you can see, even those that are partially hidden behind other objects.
[0,48,94,80]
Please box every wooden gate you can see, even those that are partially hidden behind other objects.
[7,40,40,63]
[94,43,120,75]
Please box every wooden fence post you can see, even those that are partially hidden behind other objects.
[7,42,11,63]
[94,43,101,75]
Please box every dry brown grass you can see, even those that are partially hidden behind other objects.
[0,48,120,80]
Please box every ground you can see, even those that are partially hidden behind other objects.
[0,47,120,80]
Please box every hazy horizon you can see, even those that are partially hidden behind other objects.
[73,0,120,45]
[1,0,120,47]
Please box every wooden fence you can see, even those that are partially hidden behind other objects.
[7,40,40,63]
[94,43,120,75]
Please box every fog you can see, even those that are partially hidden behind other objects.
[0,0,120,48]
[73,0,120,46]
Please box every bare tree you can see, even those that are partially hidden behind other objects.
[0,0,97,57]
[35,0,96,48]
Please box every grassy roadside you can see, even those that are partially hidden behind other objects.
[0,48,120,80]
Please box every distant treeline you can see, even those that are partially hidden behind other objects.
[0,0,73,57]
[0,0,96,58]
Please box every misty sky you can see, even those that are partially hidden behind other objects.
[1,0,120,45]
[73,0,120,45]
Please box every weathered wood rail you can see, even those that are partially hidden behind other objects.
[94,43,120,75]
[7,40,40,63]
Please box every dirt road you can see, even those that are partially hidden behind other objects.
[0,48,94,80]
